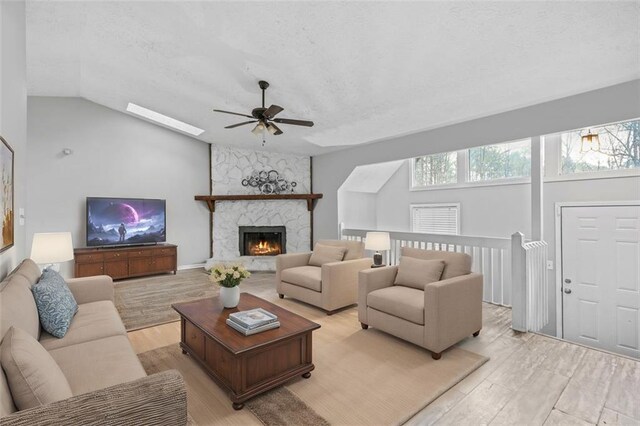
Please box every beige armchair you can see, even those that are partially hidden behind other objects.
[358,247,483,359]
[276,240,372,314]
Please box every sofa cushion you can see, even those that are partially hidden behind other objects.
[394,257,445,290]
[317,239,364,260]
[39,301,127,351]
[308,244,346,267]
[1,274,41,341]
[0,327,73,410]
[0,368,16,417]
[49,335,146,396]
[367,286,425,325]
[401,247,472,279]
[32,269,78,338]
[13,259,43,286]
[280,266,322,292]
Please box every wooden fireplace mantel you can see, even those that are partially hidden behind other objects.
[194,194,323,213]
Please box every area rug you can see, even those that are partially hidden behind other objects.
[114,268,217,331]
[138,323,488,425]
[115,269,276,331]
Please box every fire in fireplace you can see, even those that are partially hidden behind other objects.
[238,226,286,256]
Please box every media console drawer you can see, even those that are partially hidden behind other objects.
[74,244,177,279]
[75,253,104,264]
[104,251,129,260]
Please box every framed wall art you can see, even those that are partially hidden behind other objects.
[0,136,14,253]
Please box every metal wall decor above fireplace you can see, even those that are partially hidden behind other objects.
[239,226,286,256]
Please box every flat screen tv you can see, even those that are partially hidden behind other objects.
[86,197,166,247]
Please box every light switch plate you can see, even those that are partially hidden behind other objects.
[547,260,554,270]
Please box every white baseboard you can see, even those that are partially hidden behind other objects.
[177,263,206,271]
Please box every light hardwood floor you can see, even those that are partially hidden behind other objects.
[127,271,640,426]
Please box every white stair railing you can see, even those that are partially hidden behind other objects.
[341,228,512,306]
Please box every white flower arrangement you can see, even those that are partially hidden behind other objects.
[209,263,251,288]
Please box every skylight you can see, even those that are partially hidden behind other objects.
[126,103,204,136]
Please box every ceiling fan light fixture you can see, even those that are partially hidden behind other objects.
[251,122,265,136]
[212,80,313,142]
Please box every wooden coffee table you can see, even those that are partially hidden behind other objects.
[172,293,320,410]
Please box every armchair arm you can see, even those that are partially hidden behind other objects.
[321,258,372,311]
[424,273,483,354]
[357,266,398,324]
[66,275,114,304]
[0,370,187,426]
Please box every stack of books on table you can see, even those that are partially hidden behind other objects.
[226,308,280,335]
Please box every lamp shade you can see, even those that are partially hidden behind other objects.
[365,232,390,251]
[30,232,74,264]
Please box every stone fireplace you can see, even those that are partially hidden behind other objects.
[205,144,311,271]
[238,226,286,256]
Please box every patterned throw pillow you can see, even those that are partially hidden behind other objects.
[31,269,78,338]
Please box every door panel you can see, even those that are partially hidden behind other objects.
[562,205,640,359]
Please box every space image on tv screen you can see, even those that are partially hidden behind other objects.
[86,198,166,247]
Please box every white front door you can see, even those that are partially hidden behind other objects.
[561,205,640,358]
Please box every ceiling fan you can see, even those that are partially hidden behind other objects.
[213,80,314,144]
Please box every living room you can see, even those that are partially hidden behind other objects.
[1,1,639,425]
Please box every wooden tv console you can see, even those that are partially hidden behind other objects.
[74,244,177,279]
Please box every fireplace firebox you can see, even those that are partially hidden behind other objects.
[238,226,286,256]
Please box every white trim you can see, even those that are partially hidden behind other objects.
[554,204,563,338]
[547,168,639,182]
[410,177,530,191]
[409,170,638,192]
[409,202,461,235]
[178,263,206,271]
[554,200,640,338]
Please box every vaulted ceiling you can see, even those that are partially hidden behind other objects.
[26,1,640,155]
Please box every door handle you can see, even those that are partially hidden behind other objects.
[564,278,571,284]
[564,288,572,294]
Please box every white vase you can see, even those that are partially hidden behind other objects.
[220,286,240,308]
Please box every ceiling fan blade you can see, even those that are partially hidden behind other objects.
[213,109,253,118]
[224,120,257,129]
[273,118,314,127]
[267,122,283,135]
[263,104,284,119]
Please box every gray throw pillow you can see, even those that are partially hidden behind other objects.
[308,244,347,267]
[31,269,78,338]
[394,257,445,290]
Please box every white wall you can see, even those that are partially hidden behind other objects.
[0,1,27,278]
[374,161,531,237]
[27,97,211,277]
[338,190,377,230]
[313,80,640,241]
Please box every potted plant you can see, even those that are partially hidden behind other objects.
[209,263,251,308]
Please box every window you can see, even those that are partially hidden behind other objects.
[410,203,459,235]
[411,152,457,188]
[560,119,640,175]
[468,139,531,182]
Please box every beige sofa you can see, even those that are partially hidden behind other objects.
[0,259,187,425]
[276,240,372,314]
[358,247,483,359]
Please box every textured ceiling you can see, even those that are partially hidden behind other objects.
[26,1,640,155]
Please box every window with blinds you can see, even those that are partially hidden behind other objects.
[410,203,460,235]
